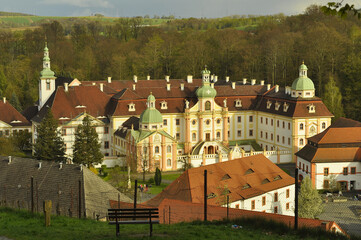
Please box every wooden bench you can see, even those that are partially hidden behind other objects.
[108,208,159,237]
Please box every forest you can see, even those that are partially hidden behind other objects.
[0,5,360,121]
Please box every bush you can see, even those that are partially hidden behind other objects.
[147,177,154,184]
[154,167,162,186]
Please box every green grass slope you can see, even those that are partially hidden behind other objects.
[0,207,353,240]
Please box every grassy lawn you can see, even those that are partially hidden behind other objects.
[0,207,350,240]
[162,172,182,181]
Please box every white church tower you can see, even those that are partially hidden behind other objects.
[38,43,56,110]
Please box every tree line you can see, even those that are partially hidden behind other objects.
[0,5,360,120]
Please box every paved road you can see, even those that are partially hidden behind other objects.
[317,197,361,237]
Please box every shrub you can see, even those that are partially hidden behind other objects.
[154,167,162,186]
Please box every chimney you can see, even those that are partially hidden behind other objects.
[214,76,218,82]
[80,164,83,172]
[8,156,11,164]
[260,80,265,85]
[165,75,170,82]
[243,78,247,85]
[64,83,68,92]
[107,76,112,83]
[187,75,193,83]
[267,84,271,90]
[147,75,150,80]
[226,76,230,82]
[166,83,171,91]
[59,162,63,170]
[232,82,236,89]
[275,85,279,93]
[99,83,104,92]
[180,83,184,91]
[2,97,5,103]
[211,83,214,88]
[251,79,256,85]
[92,82,96,85]
[133,75,137,83]
[132,84,136,91]
[38,162,42,169]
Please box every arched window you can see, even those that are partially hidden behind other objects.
[300,123,304,130]
[143,147,147,154]
[167,159,171,166]
[299,138,304,145]
[167,145,172,153]
[192,133,197,141]
[155,146,160,153]
[205,101,211,110]
[216,131,221,140]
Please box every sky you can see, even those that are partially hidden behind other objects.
[0,0,359,18]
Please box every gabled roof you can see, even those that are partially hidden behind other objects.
[296,145,361,163]
[0,100,31,126]
[145,154,294,207]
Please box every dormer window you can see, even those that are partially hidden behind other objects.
[245,168,254,175]
[242,183,251,189]
[275,102,280,111]
[128,103,135,112]
[235,99,242,107]
[266,100,272,109]
[161,101,168,110]
[308,104,315,113]
[283,102,289,112]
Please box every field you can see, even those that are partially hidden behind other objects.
[0,207,351,240]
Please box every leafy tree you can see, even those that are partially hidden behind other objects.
[33,109,66,162]
[9,92,22,112]
[0,66,7,97]
[323,75,344,119]
[72,115,103,166]
[298,175,323,218]
[154,167,162,186]
[12,130,32,151]
[322,2,361,19]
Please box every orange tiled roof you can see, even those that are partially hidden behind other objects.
[0,100,31,126]
[296,146,361,163]
[145,155,294,207]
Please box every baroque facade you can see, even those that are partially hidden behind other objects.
[24,44,332,171]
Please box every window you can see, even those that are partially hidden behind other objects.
[274,206,278,214]
[249,130,253,137]
[216,131,221,140]
[192,133,197,141]
[104,127,109,134]
[286,202,290,210]
[176,133,180,140]
[271,133,273,141]
[176,119,180,125]
[192,119,196,125]
[251,200,255,210]
[322,122,326,129]
[249,116,253,122]
[343,167,348,175]
[205,101,211,110]
[161,101,167,109]
[323,180,330,189]
[260,131,263,138]
[237,130,241,137]
[62,128,66,136]
[163,119,168,126]
[128,103,135,112]
[262,196,266,206]
[266,100,272,109]
[155,146,160,153]
[288,138,290,145]
[152,125,157,129]
[235,204,239,209]
[282,136,285,144]
[299,162,301,169]
[271,119,273,126]
[167,146,171,153]
[277,120,279,127]
[206,119,211,125]
[351,167,356,174]
[261,117,263,124]
[283,103,289,112]
[282,121,285,129]
[275,102,280,111]
[167,159,171,166]
[237,116,241,123]
[266,118,268,125]
[274,192,278,202]
[235,99,242,107]
[300,123,304,130]
[306,165,308,173]
[265,132,268,139]
[216,119,221,124]
[286,189,290,198]
[46,81,51,90]
[5,130,9,136]
[104,141,109,149]
[228,131,230,138]
[299,138,304,145]
[288,123,290,130]
[277,135,279,142]
[302,164,305,171]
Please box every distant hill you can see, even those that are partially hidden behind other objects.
[0,11,34,16]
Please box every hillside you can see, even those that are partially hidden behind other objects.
[0,207,353,240]
[0,11,33,16]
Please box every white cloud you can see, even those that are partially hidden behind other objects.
[39,0,112,8]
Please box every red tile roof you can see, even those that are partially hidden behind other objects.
[0,100,31,126]
[145,154,294,207]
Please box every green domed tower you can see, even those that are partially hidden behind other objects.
[139,93,163,130]
[291,62,315,98]
[196,67,217,99]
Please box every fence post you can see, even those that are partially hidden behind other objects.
[294,168,299,230]
[31,177,34,213]
[204,169,207,222]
